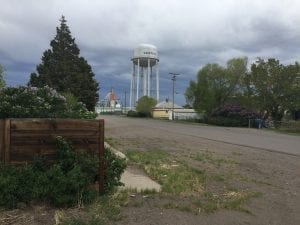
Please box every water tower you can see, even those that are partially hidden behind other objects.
[130,44,159,108]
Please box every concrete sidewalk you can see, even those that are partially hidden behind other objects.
[104,142,161,192]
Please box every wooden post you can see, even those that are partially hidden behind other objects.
[4,119,11,164]
[98,119,105,193]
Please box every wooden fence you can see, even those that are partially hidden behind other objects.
[0,118,105,192]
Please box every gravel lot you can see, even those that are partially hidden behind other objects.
[103,115,300,225]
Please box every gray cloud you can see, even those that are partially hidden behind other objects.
[1,0,300,105]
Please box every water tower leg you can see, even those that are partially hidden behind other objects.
[156,61,159,102]
[143,67,147,96]
[130,63,134,109]
[150,66,153,97]
[136,59,140,101]
[147,58,150,97]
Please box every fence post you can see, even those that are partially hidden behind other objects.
[4,119,11,164]
[98,119,105,193]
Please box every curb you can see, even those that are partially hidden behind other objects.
[104,142,161,192]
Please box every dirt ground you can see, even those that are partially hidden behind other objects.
[1,115,299,225]
[103,116,300,225]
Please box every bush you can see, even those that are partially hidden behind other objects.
[0,86,96,119]
[208,104,258,127]
[127,110,149,118]
[136,96,156,117]
[127,110,139,117]
[0,164,35,208]
[0,137,126,209]
[278,120,300,133]
[104,148,127,193]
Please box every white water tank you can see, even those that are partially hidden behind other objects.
[132,44,159,67]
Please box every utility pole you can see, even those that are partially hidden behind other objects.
[169,72,179,120]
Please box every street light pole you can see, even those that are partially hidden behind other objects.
[169,72,179,120]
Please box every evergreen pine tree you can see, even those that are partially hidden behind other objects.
[0,64,5,88]
[29,16,99,111]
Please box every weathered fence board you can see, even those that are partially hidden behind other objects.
[0,118,105,193]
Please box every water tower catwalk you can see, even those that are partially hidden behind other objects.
[130,44,159,108]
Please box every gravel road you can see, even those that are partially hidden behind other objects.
[103,115,300,156]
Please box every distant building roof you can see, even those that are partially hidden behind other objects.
[154,100,183,109]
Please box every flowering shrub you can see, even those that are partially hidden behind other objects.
[207,104,259,127]
[0,86,96,119]
[212,104,258,119]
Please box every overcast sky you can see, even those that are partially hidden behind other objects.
[1,0,300,105]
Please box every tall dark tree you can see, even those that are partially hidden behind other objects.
[29,16,99,111]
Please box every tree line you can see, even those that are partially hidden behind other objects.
[185,57,300,121]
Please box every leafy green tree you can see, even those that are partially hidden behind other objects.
[185,58,247,115]
[0,64,5,88]
[136,96,157,117]
[28,16,99,111]
[250,58,300,120]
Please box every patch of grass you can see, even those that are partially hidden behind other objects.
[127,149,169,165]
[275,129,300,136]
[194,192,220,213]
[163,202,193,213]
[130,200,144,207]
[105,137,120,147]
[140,188,157,195]
[191,151,229,166]
[163,202,178,209]
[127,150,206,194]
[126,150,262,215]
[232,152,243,156]
[61,217,106,225]
[61,190,130,225]
[209,174,227,182]
[222,191,262,213]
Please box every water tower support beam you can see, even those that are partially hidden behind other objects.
[143,67,147,96]
[147,58,150,96]
[136,59,140,101]
[130,63,134,108]
[156,61,159,102]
